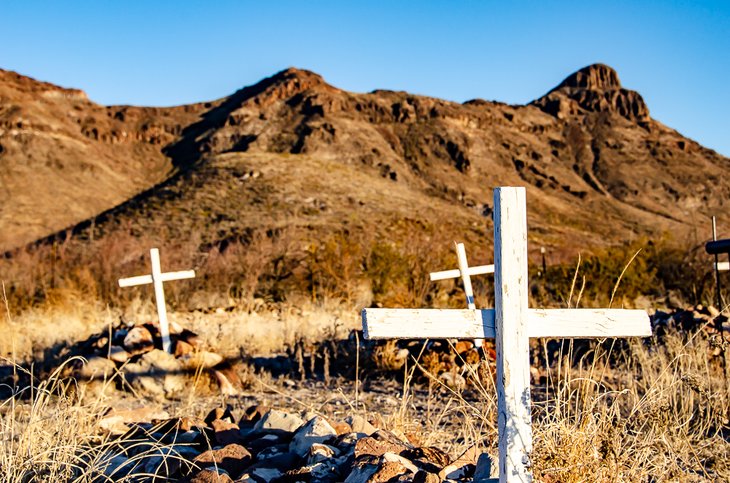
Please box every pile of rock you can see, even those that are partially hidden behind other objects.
[74,319,242,398]
[91,405,497,482]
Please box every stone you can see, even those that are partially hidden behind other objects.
[98,406,170,435]
[96,452,135,479]
[254,443,289,461]
[123,326,155,355]
[248,434,289,455]
[185,468,233,482]
[213,366,241,396]
[439,444,480,480]
[77,356,116,380]
[473,452,499,481]
[180,351,224,370]
[402,446,451,472]
[307,443,339,464]
[382,452,419,473]
[108,345,131,363]
[369,460,411,482]
[413,470,440,483]
[212,419,245,446]
[249,467,282,481]
[125,349,186,398]
[289,416,337,457]
[439,372,466,390]
[344,415,377,437]
[205,406,235,425]
[175,339,196,357]
[354,430,411,458]
[240,405,269,424]
[252,409,304,435]
[141,446,188,477]
[343,461,379,483]
[193,443,251,479]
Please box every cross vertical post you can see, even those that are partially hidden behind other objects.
[430,243,494,347]
[149,248,172,353]
[494,187,532,482]
[455,243,477,310]
[118,248,195,354]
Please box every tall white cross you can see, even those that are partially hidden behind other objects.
[118,248,196,353]
[362,187,651,483]
[430,242,494,346]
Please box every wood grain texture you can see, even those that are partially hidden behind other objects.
[493,187,533,483]
[362,308,650,339]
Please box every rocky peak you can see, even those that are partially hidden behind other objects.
[553,63,621,91]
[532,63,650,123]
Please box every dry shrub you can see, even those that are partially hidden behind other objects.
[530,328,730,481]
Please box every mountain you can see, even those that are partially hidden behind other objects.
[1,64,728,261]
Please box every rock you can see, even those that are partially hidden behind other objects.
[185,468,233,482]
[98,406,170,435]
[96,452,135,479]
[369,460,411,482]
[77,356,116,380]
[307,443,339,464]
[439,372,466,390]
[249,467,282,481]
[213,366,242,395]
[240,405,269,424]
[344,415,377,436]
[439,444,480,480]
[205,406,235,425]
[180,351,224,370]
[381,452,419,473]
[413,469,440,483]
[255,443,289,461]
[473,452,499,481]
[212,419,245,446]
[175,339,196,357]
[248,434,289,455]
[141,446,189,477]
[123,326,155,355]
[289,416,337,457]
[108,345,131,363]
[402,446,451,472]
[354,430,411,458]
[125,349,186,398]
[193,444,251,479]
[343,460,379,483]
[252,409,304,435]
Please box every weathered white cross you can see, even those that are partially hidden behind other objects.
[362,187,651,483]
[430,242,494,346]
[118,248,196,353]
[711,217,729,272]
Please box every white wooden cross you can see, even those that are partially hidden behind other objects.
[362,187,651,483]
[118,248,196,353]
[430,242,494,346]
[712,217,729,272]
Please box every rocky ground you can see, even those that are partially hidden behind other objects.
[2,303,728,482]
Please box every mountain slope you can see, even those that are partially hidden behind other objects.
[2,64,728,261]
[0,69,209,252]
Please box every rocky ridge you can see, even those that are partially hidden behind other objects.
[2,63,729,259]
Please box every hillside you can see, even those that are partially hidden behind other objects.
[2,64,729,282]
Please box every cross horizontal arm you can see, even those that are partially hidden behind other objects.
[118,270,196,287]
[429,264,495,281]
[362,308,651,340]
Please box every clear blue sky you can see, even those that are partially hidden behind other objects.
[3,1,729,156]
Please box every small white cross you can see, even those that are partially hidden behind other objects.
[712,217,729,272]
[430,242,494,346]
[362,187,651,483]
[118,248,196,353]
